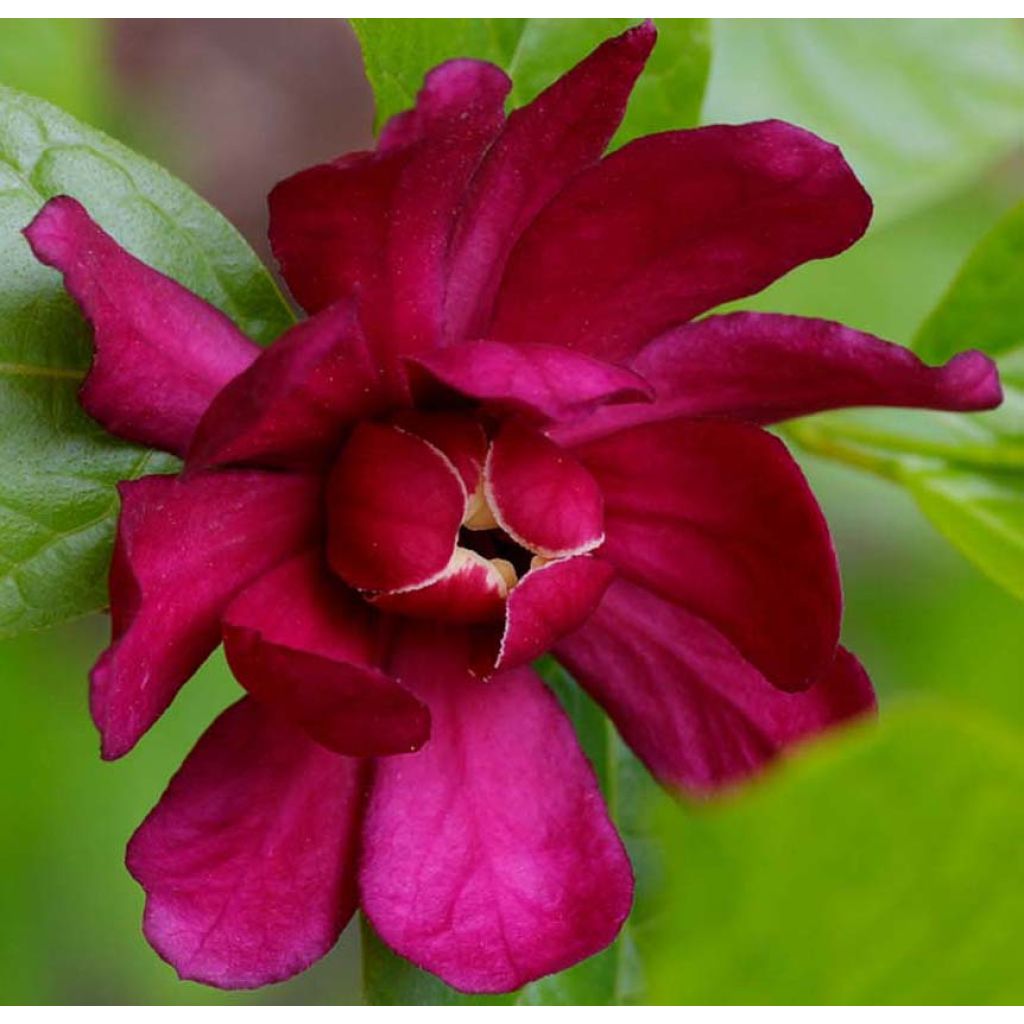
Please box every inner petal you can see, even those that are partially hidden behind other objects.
[325,421,466,592]
[485,421,604,559]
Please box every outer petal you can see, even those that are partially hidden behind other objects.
[409,340,653,424]
[497,555,614,671]
[222,554,430,756]
[444,22,656,340]
[360,627,633,994]
[24,196,258,456]
[93,471,320,759]
[556,579,876,792]
[127,697,363,988]
[490,121,872,360]
[575,418,841,692]
[486,422,604,558]
[326,422,466,592]
[188,301,398,470]
[556,312,1003,443]
[270,60,509,356]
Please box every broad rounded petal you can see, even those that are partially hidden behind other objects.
[127,697,363,988]
[24,196,258,456]
[93,471,320,760]
[445,22,656,340]
[369,548,508,625]
[390,410,489,494]
[188,302,398,470]
[575,418,840,692]
[486,422,604,558]
[497,555,614,671]
[556,579,876,793]
[326,422,465,592]
[361,629,633,994]
[491,121,872,360]
[223,554,430,756]
[270,60,509,356]
[557,312,1003,443]
[408,340,653,424]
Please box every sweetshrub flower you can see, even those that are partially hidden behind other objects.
[24,24,1001,994]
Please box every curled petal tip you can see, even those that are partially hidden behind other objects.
[944,350,1003,410]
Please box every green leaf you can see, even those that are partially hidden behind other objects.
[644,704,1024,1003]
[915,200,1024,365]
[703,20,1024,225]
[0,85,294,638]
[352,18,710,138]
[0,20,110,126]
[903,467,1024,600]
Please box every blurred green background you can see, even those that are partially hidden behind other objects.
[0,19,1021,1005]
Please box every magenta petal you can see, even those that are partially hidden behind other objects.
[390,410,489,494]
[361,629,633,993]
[487,422,604,558]
[270,60,509,356]
[558,312,1003,443]
[556,579,876,792]
[326,422,465,592]
[222,554,430,756]
[444,22,655,340]
[490,121,872,360]
[575,417,840,692]
[93,471,320,759]
[369,548,508,625]
[188,301,397,470]
[127,697,363,988]
[409,340,653,424]
[24,196,258,456]
[498,555,614,671]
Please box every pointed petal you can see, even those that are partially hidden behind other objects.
[557,312,1003,443]
[361,628,633,994]
[223,554,430,756]
[556,579,876,792]
[491,121,872,360]
[326,422,466,593]
[497,555,614,671]
[127,698,364,988]
[445,22,656,340]
[409,340,653,424]
[270,60,509,356]
[575,418,841,692]
[188,301,398,470]
[486,422,604,558]
[93,471,320,759]
[24,196,258,456]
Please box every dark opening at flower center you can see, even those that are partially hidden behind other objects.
[458,526,536,581]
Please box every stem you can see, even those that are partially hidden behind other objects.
[784,421,907,484]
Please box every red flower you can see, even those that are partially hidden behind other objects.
[25,24,1000,994]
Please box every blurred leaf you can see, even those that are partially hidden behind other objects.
[352,18,710,138]
[0,85,293,638]
[915,200,1024,364]
[645,705,1024,1003]
[0,20,110,126]
[703,19,1024,225]
[903,467,1024,599]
